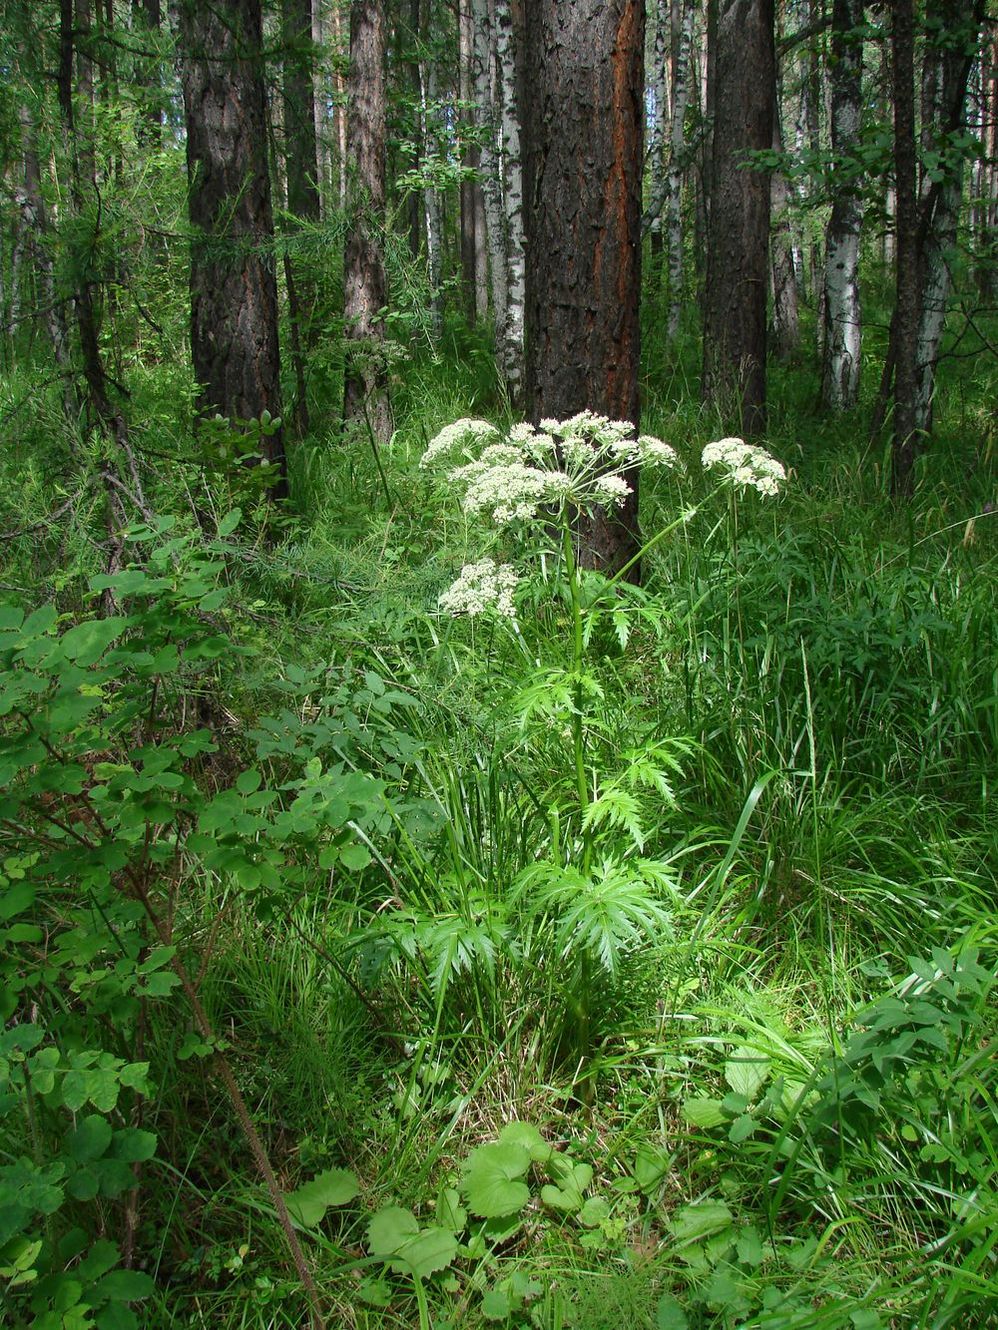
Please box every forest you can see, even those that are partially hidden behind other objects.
[0,0,996,1327]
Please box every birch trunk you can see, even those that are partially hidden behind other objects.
[470,0,507,378]
[494,0,525,405]
[821,0,864,411]
[666,0,694,339]
[914,0,980,431]
[420,54,443,335]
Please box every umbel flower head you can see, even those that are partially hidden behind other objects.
[437,559,520,618]
[701,437,786,496]
[422,411,681,531]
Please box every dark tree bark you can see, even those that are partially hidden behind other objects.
[891,0,920,497]
[282,0,320,223]
[178,0,287,493]
[343,0,393,445]
[702,0,775,435]
[522,0,645,577]
[280,0,320,437]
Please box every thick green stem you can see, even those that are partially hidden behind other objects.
[561,519,589,817]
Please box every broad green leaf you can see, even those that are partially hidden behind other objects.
[683,1098,727,1128]
[285,1168,359,1227]
[461,1142,531,1219]
[669,1202,733,1246]
[482,1288,512,1320]
[111,1129,157,1163]
[66,1115,113,1164]
[724,1050,770,1101]
[578,1196,611,1228]
[368,1206,418,1258]
[60,618,128,667]
[94,1268,154,1302]
[388,1226,458,1279]
[339,844,371,872]
[655,1294,690,1330]
[435,1186,467,1231]
[498,1121,552,1163]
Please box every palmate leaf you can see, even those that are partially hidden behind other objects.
[285,1168,359,1228]
[460,1142,532,1218]
[367,1206,458,1279]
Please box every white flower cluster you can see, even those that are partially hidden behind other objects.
[438,558,520,617]
[701,437,786,496]
[420,418,500,468]
[420,412,680,527]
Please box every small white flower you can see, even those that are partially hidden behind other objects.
[635,435,680,469]
[421,418,500,468]
[438,559,520,617]
[593,474,632,507]
[459,462,551,525]
[701,437,785,495]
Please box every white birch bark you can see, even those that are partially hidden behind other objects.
[420,57,443,334]
[471,0,508,379]
[665,0,694,339]
[820,0,864,411]
[494,0,524,403]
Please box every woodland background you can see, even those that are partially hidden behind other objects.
[1,1,997,1328]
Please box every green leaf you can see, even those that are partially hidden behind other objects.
[389,1226,458,1279]
[497,1121,552,1163]
[669,1202,733,1246]
[461,1142,531,1219]
[724,1050,770,1101]
[683,1098,727,1128]
[60,618,128,667]
[285,1168,359,1227]
[66,1115,113,1163]
[94,1269,154,1302]
[213,508,241,538]
[578,1196,611,1228]
[111,1130,157,1164]
[482,1288,512,1320]
[339,844,371,872]
[0,882,35,921]
[633,1142,670,1194]
[368,1205,418,1256]
[235,768,262,795]
[655,1295,690,1330]
[435,1186,467,1231]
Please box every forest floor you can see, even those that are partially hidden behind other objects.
[1,300,997,1329]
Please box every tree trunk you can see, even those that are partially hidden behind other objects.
[523,0,644,577]
[821,0,864,410]
[178,0,287,492]
[494,0,525,406]
[342,0,392,445]
[458,0,479,321]
[702,0,774,435]
[471,0,508,361]
[666,0,695,340]
[914,0,981,431]
[770,111,799,361]
[891,0,919,498]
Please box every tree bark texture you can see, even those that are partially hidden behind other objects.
[702,0,774,436]
[523,0,645,576]
[343,0,392,444]
[178,0,286,489]
[770,111,799,361]
[891,0,920,497]
[282,0,321,223]
[821,0,864,410]
[495,0,526,405]
[914,0,981,431]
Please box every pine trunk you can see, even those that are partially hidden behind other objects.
[702,0,774,435]
[179,0,286,489]
[342,0,392,444]
[523,0,645,577]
